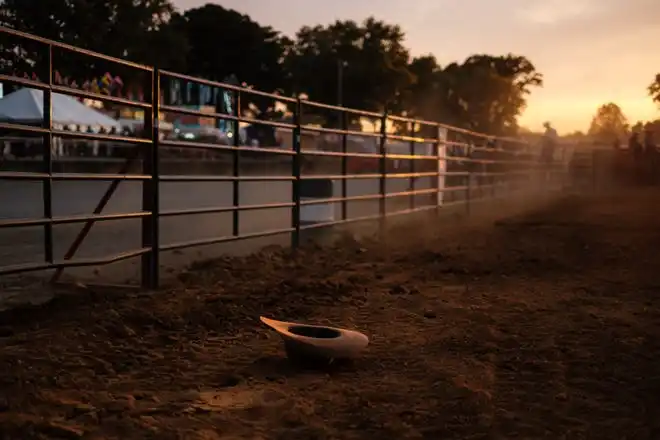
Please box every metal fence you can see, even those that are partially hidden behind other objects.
[0,26,564,288]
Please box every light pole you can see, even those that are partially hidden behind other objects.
[337,60,347,107]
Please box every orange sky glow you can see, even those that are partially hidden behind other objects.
[175,0,660,134]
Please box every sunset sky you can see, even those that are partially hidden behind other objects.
[174,0,660,134]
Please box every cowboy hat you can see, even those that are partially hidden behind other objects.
[260,316,369,361]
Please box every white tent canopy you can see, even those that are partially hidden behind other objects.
[0,88,120,129]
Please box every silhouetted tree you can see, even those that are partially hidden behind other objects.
[650,74,660,107]
[588,103,629,143]
[0,0,186,78]
[285,17,414,125]
[400,54,542,135]
[403,55,443,117]
[171,4,292,103]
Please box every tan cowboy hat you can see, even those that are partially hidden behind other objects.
[260,316,369,361]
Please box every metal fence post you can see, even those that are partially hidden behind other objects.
[466,144,472,217]
[435,125,445,212]
[491,148,497,199]
[409,121,416,211]
[379,111,388,235]
[151,69,161,288]
[141,68,160,289]
[42,44,54,264]
[434,126,440,211]
[291,97,302,248]
[232,90,241,237]
[341,111,348,221]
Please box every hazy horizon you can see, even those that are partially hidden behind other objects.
[174,0,660,134]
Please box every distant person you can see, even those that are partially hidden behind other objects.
[540,122,558,164]
[629,131,643,159]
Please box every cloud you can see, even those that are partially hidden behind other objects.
[515,0,599,25]
[515,0,660,38]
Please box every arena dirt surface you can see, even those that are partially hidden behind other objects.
[1,187,660,439]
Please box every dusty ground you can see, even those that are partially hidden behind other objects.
[1,187,660,439]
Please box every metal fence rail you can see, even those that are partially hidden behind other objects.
[0,26,565,288]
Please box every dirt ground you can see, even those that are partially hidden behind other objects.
[1,187,660,439]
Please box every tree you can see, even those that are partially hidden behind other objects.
[402,55,443,119]
[588,103,629,143]
[402,54,543,136]
[650,74,660,107]
[0,0,187,80]
[642,119,660,136]
[451,55,541,135]
[171,4,291,101]
[285,17,414,123]
[631,121,645,133]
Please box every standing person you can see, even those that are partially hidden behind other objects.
[541,122,558,164]
[540,122,558,185]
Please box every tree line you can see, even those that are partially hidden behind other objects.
[0,0,545,136]
[583,102,658,147]
[574,73,660,145]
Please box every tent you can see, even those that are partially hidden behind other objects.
[0,88,120,130]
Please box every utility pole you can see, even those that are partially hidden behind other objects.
[337,60,347,107]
